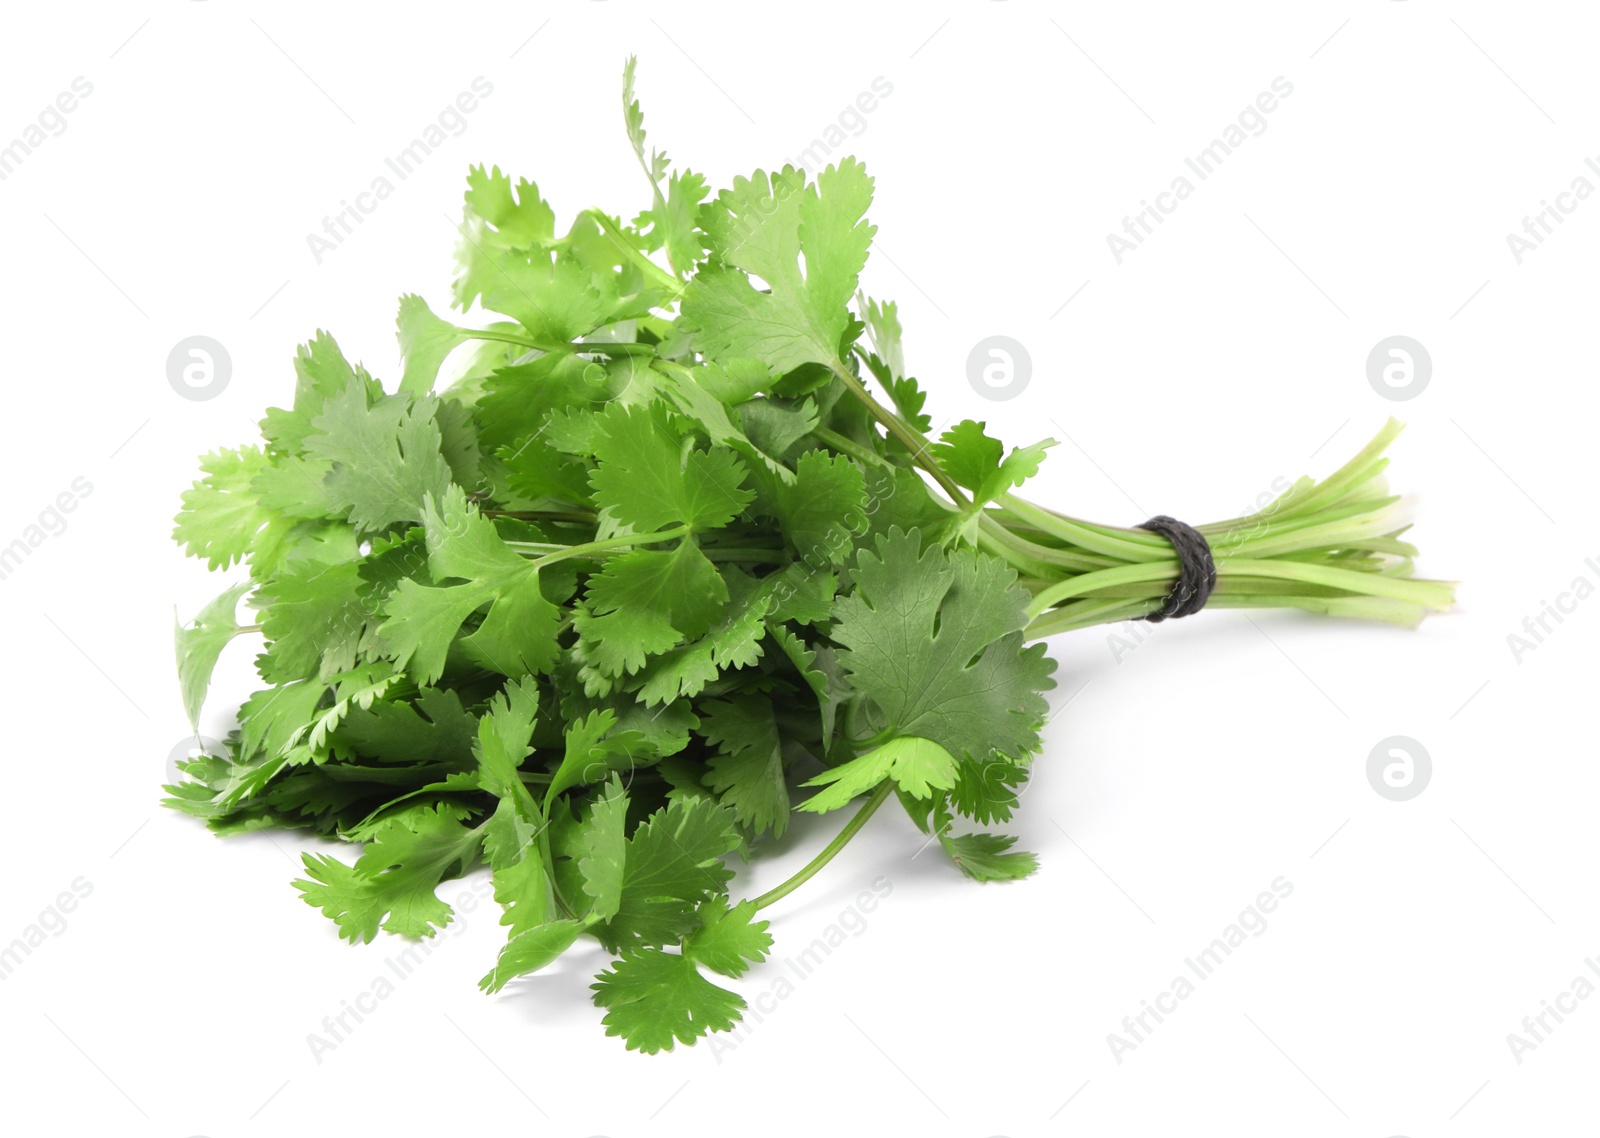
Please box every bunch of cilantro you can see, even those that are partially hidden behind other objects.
[169,60,1454,1053]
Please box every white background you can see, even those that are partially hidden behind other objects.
[1,2,1595,1135]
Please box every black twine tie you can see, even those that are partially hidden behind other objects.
[1137,515,1216,622]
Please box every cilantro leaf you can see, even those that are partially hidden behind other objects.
[577,776,629,920]
[575,541,728,678]
[480,919,586,993]
[798,736,957,814]
[622,54,707,278]
[830,528,1056,773]
[173,447,272,571]
[260,331,375,455]
[598,796,741,950]
[294,803,480,941]
[627,569,770,706]
[681,160,876,374]
[175,583,252,732]
[379,486,561,683]
[396,293,470,396]
[302,378,454,534]
[700,695,790,836]
[685,897,772,978]
[940,829,1039,883]
[588,401,753,533]
[591,948,744,1054]
[776,450,866,567]
[253,559,370,684]
[931,420,1055,506]
[545,711,652,807]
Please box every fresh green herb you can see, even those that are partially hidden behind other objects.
[168,58,1455,1053]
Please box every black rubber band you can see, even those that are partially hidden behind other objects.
[1137,515,1216,622]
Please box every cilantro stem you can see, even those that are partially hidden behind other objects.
[521,525,691,569]
[580,208,686,298]
[810,425,888,469]
[826,361,969,506]
[485,509,599,524]
[750,782,893,911]
[467,329,654,357]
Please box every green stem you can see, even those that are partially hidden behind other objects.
[485,509,599,525]
[751,782,893,911]
[811,425,889,469]
[581,208,685,298]
[826,361,968,505]
[467,329,653,357]
[522,524,690,570]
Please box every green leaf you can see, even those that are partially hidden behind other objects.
[302,378,454,534]
[379,486,560,684]
[798,735,957,814]
[396,293,469,396]
[545,711,653,807]
[627,569,770,706]
[483,797,550,936]
[461,164,556,249]
[470,676,551,937]
[479,918,585,993]
[292,661,398,755]
[777,450,866,567]
[575,540,728,678]
[172,447,271,571]
[700,695,790,837]
[253,559,369,684]
[260,331,373,455]
[474,676,541,802]
[948,753,1029,825]
[940,829,1039,883]
[238,679,327,761]
[294,804,481,942]
[636,169,708,278]
[588,401,754,533]
[621,57,706,278]
[600,797,741,950]
[577,776,629,920]
[498,436,593,507]
[451,168,626,342]
[335,687,477,764]
[174,582,252,732]
[250,456,339,520]
[931,420,1055,506]
[685,897,772,978]
[682,160,876,374]
[591,948,744,1053]
[830,528,1056,773]
[858,293,905,382]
